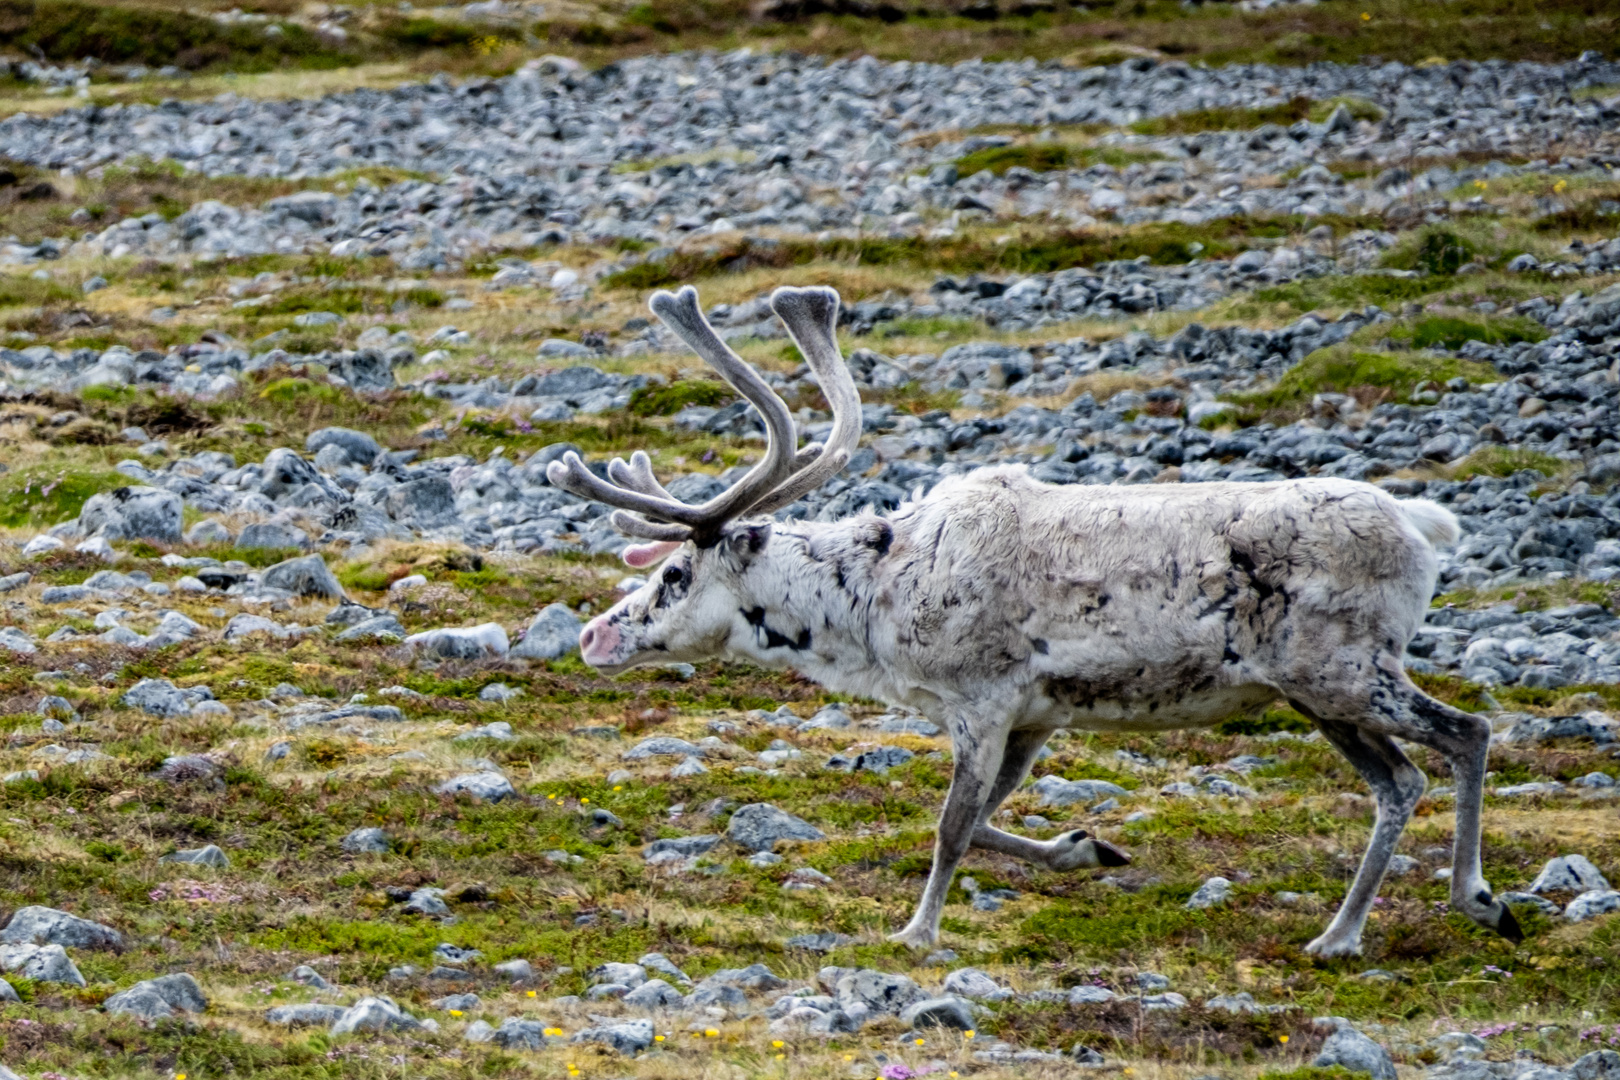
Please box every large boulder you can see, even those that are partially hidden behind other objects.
[383,477,457,528]
[1529,854,1610,895]
[306,426,382,465]
[1313,1025,1397,1080]
[259,554,345,599]
[77,486,182,543]
[726,803,824,852]
[834,969,926,1016]
[0,943,84,985]
[510,604,583,660]
[0,906,121,950]
[330,996,419,1035]
[570,1018,653,1054]
[235,522,310,550]
[901,996,976,1030]
[121,678,194,718]
[330,349,396,393]
[104,973,207,1020]
[257,448,328,501]
[436,772,516,802]
[406,624,509,659]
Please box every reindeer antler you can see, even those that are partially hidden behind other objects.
[545,285,863,546]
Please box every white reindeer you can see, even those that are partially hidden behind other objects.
[547,284,1521,957]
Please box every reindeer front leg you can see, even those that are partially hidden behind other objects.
[889,716,1006,950]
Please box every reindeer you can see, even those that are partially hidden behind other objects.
[547,284,1521,957]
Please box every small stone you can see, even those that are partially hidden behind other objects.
[1186,876,1233,909]
[340,827,390,855]
[901,996,975,1030]
[160,844,230,868]
[726,803,824,852]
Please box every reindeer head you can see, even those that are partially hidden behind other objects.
[547,285,862,674]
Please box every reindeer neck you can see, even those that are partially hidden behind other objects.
[730,516,898,698]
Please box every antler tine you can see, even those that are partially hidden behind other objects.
[747,286,863,515]
[646,286,802,538]
[609,510,691,542]
[608,450,675,500]
[546,451,709,526]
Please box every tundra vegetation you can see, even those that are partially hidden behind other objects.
[0,0,1616,1078]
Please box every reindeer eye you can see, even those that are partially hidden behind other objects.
[661,564,685,586]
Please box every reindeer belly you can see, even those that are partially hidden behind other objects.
[1032,675,1278,732]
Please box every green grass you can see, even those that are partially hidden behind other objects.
[1385,314,1547,352]
[0,0,357,72]
[1225,345,1498,420]
[1448,446,1571,481]
[627,380,735,416]
[603,217,1380,290]
[0,466,128,529]
[953,143,1164,178]
[1129,97,1315,137]
[1380,228,1480,277]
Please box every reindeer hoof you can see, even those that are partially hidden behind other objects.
[887,926,938,951]
[1493,904,1524,944]
[1303,933,1363,958]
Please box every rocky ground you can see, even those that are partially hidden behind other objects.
[0,6,1618,1080]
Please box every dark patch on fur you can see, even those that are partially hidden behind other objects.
[1031,638,1049,655]
[741,606,812,651]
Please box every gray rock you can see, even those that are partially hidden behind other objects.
[570,1017,653,1054]
[431,992,480,1012]
[1313,1025,1397,1080]
[436,771,516,801]
[185,519,232,545]
[340,827,391,854]
[306,427,382,465]
[490,1017,550,1049]
[235,522,310,550]
[1565,890,1620,922]
[330,996,420,1034]
[1573,1051,1620,1080]
[1067,985,1116,1005]
[267,1003,347,1027]
[622,978,682,1008]
[384,477,457,528]
[121,678,192,718]
[942,967,1010,1001]
[623,736,704,760]
[104,973,208,1019]
[901,996,976,1030]
[1186,876,1233,909]
[260,554,345,599]
[161,844,230,868]
[494,959,534,980]
[289,964,330,989]
[1029,775,1130,806]
[644,835,720,860]
[726,803,824,852]
[834,969,925,1016]
[510,604,583,660]
[336,615,406,642]
[0,943,84,985]
[78,485,182,543]
[1529,854,1610,894]
[0,906,122,950]
[405,623,509,659]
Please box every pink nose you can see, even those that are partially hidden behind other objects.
[578,615,620,665]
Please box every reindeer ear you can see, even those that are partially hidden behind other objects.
[726,522,772,560]
[623,540,682,568]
